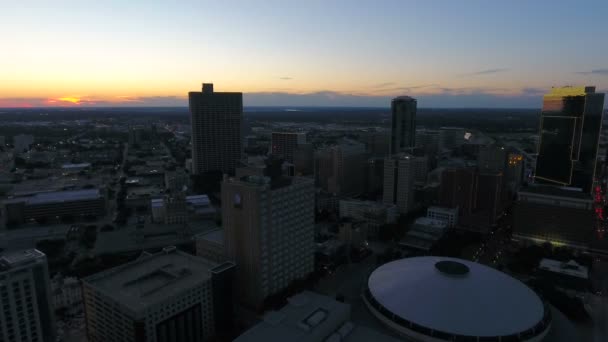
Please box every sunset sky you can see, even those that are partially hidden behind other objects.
[1,0,607,108]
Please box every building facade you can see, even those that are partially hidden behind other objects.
[426,206,459,228]
[222,173,315,308]
[390,97,417,155]
[83,247,234,342]
[189,83,243,175]
[383,154,417,214]
[535,86,605,193]
[0,249,55,342]
[270,132,306,163]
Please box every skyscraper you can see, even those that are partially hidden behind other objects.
[222,163,315,308]
[390,96,417,155]
[270,132,306,163]
[383,154,417,214]
[535,86,605,193]
[0,249,55,342]
[189,83,243,176]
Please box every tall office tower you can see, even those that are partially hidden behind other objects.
[439,168,478,216]
[314,139,367,196]
[293,143,314,176]
[0,250,55,342]
[83,246,235,342]
[189,83,243,176]
[361,131,390,156]
[439,127,465,150]
[478,145,507,173]
[270,132,306,163]
[222,163,315,308]
[390,96,417,155]
[535,86,605,193]
[383,154,417,214]
[415,129,441,155]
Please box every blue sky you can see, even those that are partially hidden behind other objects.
[0,0,607,107]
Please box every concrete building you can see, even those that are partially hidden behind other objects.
[13,134,34,153]
[415,129,440,156]
[399,218,448,253]
[338,199,397,236]
[426,206,458,228]
[477,145,507,173]
[439,127,465,150]
[189,83,243,175]
[83,247,235,342]
[361,131,389,156]
[383,154,417,215]
[271,132,306,163]
[222,167,315,308]
[293,144,314,176]
[412,155,429,184]
[0,249,55,342]
[195,229,226,264]
[2,189,106,225]
[315,139,367,196]
[390,96,417,155]
[538,259,589,291]
[513,185,594,250]
[235,291,400,342]
[164,168,190,192]
[51,276,82,310]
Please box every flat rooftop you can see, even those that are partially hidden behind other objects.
[3,188,102,205]
[235,291,399,342]
[519,184,591,200]
[196,228,224,245]
[0,249,46,271]
[84,248,217,312]
[539,259,589,279]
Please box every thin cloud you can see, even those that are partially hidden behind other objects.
[372,82,396,88]
[576,69,608,75]
[279,77,293,80]
[460,68,510,77]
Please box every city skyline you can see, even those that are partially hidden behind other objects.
[1,0,608,108]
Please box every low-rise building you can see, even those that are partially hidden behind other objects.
[195,229,226,263]
[339,199,397,236]
[426,206,458,228]
[235,291,400,342]
[2,189,106,225]
[538,259,589,291]
[399,218,448,253]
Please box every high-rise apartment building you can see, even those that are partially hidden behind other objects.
[383,154,417,214]
[189,83,243,175]
[0,249,55,342]
[535,86,605,193]
[390,97,417,155]
[83,246,235,342]
[270,132,306,163]
[222,166,315,308]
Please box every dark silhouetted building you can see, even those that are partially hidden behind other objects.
[270,132,306,163]
[189,83,243,176]
[0,249,55,342]
[83,247,232,342]
[535,86,605,193]
[390,97,416,155]
[513,186,594,249]
[222,168,315,308]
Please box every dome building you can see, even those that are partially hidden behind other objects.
[363,257,551,342]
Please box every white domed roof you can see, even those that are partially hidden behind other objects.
[367,256,546,338]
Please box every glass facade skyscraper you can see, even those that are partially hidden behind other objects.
[535,86,605,193]
[390,96,417,155]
